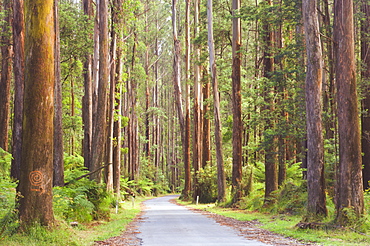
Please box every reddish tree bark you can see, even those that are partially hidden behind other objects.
[303,0,327,217]
[334,0,364,224]
[0,0,12,151]
[19,0,55,227]
[231,0,243,204]
[91,0,109,182]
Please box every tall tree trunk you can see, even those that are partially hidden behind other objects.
[112,0,124,196]
[125,32,139,181]
[207,0,226,203]
[192,0,202,201]
[334,0,364,224]
[231,0,243,204]
[11,0,25,180]
[18,0,55,227]
[144,0,151,160]
[53,0,64,187]
[113,77,122,195]
[263,0,278,204]
[322,0,335,141]
[185,0,194,201]
[83,0,93,170]
[202,73,211,169]
[106,6,118,192]
[303,0,327,217]
[0,0,12,151]
[361,0,370,191]
[91,0,109,182]
[172,0,190,199]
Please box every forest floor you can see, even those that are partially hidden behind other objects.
[94,197,316,246]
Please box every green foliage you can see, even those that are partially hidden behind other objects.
[196,165,218,203]
[59,0,93,155]
[53,185,95,223]
[239,162,306,213]
[0,222,80,246]
[324,138,337,197]
[0,148,12,178]
[59,1,93,63]
[239,182,265,211]
[135,178,154,196]
[274,182,307,215]
[53,154,110,223]
[0,150,18,238]
[0,180,18,238]
[120,177,136,197]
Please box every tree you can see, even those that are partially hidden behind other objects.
[334,0,364,224]
[231,0,243,204]
[18,0,55,227]
[0,0,12,151]
[202,74,211,169]
[192,0,202,200]
[302,0,327,217]
[124,31,139,181]
[112,0,124,196]
[172,0,190,199]
[53,0,64,187]
[105,0,120,192]
[11,0,25,180]
[262,0,278,204]
[91,0,109,181]
[82,0,93,171]
[207,0,226,203]
[361,0,370,191]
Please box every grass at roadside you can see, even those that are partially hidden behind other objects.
[177,200,370,246]
[0,196,149,246]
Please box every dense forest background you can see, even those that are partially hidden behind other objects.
[0,0,370,233]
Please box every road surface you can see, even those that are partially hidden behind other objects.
[137,195,269,246]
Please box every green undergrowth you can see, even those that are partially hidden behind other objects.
[0,196,148,246]
[177,199,370,246]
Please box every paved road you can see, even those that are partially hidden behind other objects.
[137,195,268,246]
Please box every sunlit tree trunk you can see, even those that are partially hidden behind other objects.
[334,0,364,224]
[18,0,55,227]
[91,0,109,181]
[192,0,201,201]
[231,0,243,204]
[202,74,211,169]
[303,0,327,217]
[172,0,189,199]
[106,6,118,192]
[207,0,226,203]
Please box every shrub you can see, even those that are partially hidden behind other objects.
[196,165,218,203]
[53,154,110,223]
[0,149,18,237]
